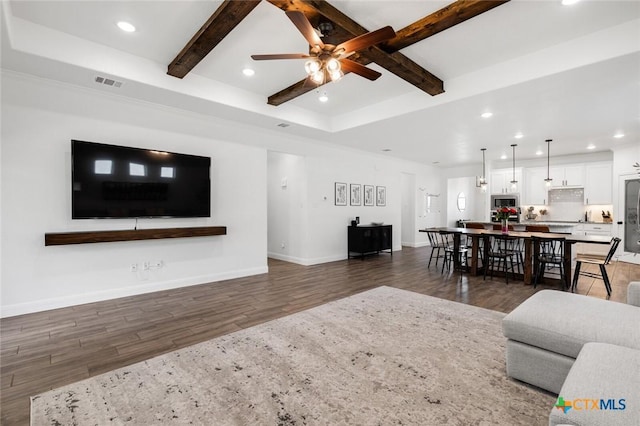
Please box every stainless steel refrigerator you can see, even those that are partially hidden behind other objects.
[624,178,640,253]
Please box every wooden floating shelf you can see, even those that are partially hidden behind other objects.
[45,226,227,246]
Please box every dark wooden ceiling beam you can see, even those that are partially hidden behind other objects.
[385,0,510,52]
[265,0,510,106]
[167,0,262,78]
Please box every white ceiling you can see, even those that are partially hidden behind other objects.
[2,0,639,167]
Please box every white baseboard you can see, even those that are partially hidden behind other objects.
[268,252,346,266]
[269,247,401,266]
[402,241,430,248]
[0,266,268,318]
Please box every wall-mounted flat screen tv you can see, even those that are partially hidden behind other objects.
[72,140,211,219]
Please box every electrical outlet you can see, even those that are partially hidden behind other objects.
[130,263,138,272]
[281,242,285,249]
[143,261,150,271]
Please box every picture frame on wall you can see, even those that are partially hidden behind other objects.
[364,185,375,206]
[376,186,386,206]
[350,184,361,206]
[335,182,347,206]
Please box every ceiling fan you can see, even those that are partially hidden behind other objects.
[251,11,396,86]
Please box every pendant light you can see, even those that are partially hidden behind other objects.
[479,148,488,192]
[510,144,518,191]
[544,139,553,187]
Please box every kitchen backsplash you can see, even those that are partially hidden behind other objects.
[522,203,613,223]
[520,188,613,222]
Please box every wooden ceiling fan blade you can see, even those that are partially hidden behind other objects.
[303,76,320,89]
[335,26,395,55]
[251,53,311,60]
[285,11,324,49]
[340,59,381,81]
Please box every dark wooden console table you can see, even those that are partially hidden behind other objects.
[348,224,392,259]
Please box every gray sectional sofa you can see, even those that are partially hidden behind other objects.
[503,282,640,426]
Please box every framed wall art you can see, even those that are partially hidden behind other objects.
[376,186,386,206]
[364,185,374,206]
[335,182,347,206]
[350,184,361,206]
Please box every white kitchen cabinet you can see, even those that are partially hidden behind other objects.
[523,167,548,205]
[584,162,612,204]
[490,168,522,194]
[549,164,585,187]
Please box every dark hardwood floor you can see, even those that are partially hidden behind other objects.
[2,246,638,425]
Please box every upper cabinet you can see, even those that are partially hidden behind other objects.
[549,164,584,187]
[584,162,613,204]
[523,167,548,205]
[520,161,612,206]
[490,168,523,194]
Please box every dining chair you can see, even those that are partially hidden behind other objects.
[442,233,469,273]
[463,223,485,267]
[483,234,518,284]
[532,236,566,290]
[491,224,524,274]
[571,237,621,298]
[426,230,448,268]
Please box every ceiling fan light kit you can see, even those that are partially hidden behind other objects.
[251,10,394,89]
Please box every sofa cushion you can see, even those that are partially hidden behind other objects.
[503,290,640,358]
[549,342,640,426]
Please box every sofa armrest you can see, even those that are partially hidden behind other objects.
[628,281,640,307]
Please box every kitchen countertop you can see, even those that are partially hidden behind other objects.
[460,220,611,226]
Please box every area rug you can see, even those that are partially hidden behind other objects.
[31,286,554,425]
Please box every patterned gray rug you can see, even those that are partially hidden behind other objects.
[31,286,553,425]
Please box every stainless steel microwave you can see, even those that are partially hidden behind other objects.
[490,194,519,209]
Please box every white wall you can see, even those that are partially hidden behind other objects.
[267,151,308,263]
[1,72,447,314]
[1,72,268,317]
[401,173,416,246]
[446,177,486,227]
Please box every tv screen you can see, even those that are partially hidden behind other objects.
[72,140,211,219]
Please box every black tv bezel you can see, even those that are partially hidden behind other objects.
[71,140,211,219]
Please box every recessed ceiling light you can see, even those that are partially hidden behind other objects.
[586,144,596,150]
[481,112,493,119]
[318,93,329,103]
[561,0,580,5]
[535,150,543,156]
[242,68,255,77]
[614,132,625,139]
[116,21,136,33]
[515,133,524,139]
[500,154,507,160]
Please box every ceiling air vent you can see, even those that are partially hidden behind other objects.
[94,75,123,88]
